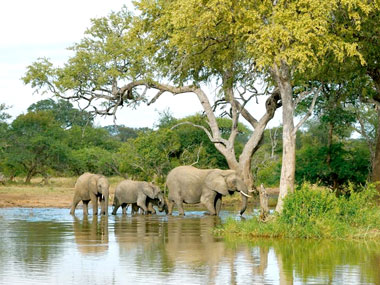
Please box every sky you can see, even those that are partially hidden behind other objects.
[0,0,282,129]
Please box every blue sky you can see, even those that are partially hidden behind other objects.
[0,0,281,129]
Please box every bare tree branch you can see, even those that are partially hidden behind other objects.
[170,122,228,146]
[293,88,320,134]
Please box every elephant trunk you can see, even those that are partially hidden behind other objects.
[104,194,109,215]
[111,196,119,215]
[239,187,249,216]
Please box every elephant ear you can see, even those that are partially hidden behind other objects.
[88,175,99,195]
[205,172,229,196]
[226,173,237,190]
[142,183,156,199]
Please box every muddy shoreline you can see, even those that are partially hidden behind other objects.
[0,178,279,208]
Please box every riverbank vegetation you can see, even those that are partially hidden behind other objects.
[218,184,380,240]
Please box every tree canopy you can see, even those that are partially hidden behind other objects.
[21,1,380,212]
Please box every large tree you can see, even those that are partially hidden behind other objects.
[233,0,374,211]
[23,6,281,214]
[23,1,377,212]
[354,4,380,189]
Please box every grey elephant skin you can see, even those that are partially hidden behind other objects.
[70,173,110,216]
[112,180,165,215]
[166,166,250,216]
[129,197,168,215]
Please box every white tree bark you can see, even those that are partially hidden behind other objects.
[272,63,319,213]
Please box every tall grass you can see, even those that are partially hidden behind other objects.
[218,183,380,239]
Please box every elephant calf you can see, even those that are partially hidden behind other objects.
[112,180,165,215]
[127,197,168,215]
[70,172,110,216]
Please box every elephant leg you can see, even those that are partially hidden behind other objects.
[83,200,89,216]
[131,203,139,215]
[137,198,148,214]
[147,202,156,214]
[70,194,81,215]
[167,200,175,215]
[215,195,222,216]
[112,204,120,215]
[100,197,105,215]
[204,201,217,215]
[90,193,98,215]
[122,204,128,215]
[175,199,185,216]
[201,192,217,215]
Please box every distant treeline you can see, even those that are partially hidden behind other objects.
[0,98,372,189]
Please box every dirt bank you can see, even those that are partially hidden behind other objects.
[0,177,279,208]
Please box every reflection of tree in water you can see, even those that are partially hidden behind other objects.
[2,220,67,271]
[253,239,380,284]
[73,216,109,255]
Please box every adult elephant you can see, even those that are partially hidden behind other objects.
[70,173,110,216]
[112,180,165,215]
[166,166,251,216]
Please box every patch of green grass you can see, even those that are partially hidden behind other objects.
[217,183,380,240]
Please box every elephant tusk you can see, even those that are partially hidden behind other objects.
[240,191,252,198]
[248,189,256,193]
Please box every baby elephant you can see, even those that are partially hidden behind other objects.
[129,197,168,215]
[112,180,165,215]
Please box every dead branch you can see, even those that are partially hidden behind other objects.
[293,87,321,134]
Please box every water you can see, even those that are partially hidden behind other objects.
[0,208,379,284]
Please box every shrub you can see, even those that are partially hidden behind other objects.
[219,183,380,239]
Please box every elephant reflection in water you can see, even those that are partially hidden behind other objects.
[73,215,109,255]
[113,215,270,284]
[165,217,270,284]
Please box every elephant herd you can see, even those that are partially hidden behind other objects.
[70,165,251,217]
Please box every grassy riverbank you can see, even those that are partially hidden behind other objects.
[217,184,380,240]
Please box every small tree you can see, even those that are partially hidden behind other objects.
[5,111,69,183]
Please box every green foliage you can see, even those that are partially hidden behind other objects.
[27,98,93,128]
[118,128,181,182]
[0,104,10,157]
[69,147,116,176]
[0,103,11,122]
[256,160,282,187]
[220,183,380,239]
[296,138,370,188]
[3,111,69,181]
[22,7,148,113]
[157,113,251,168]
[65,125,120,151]
[103,125,149,142]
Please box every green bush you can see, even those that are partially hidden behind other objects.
[220,183,380,239]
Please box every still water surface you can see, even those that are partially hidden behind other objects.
[0,208,379,285]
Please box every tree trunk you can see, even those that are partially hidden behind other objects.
[371,107,380,191]
[274,64,296,213]
[326,122,333,166]
[370,74,380,192]
[259,184,269,221]
[25,168,36,184]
